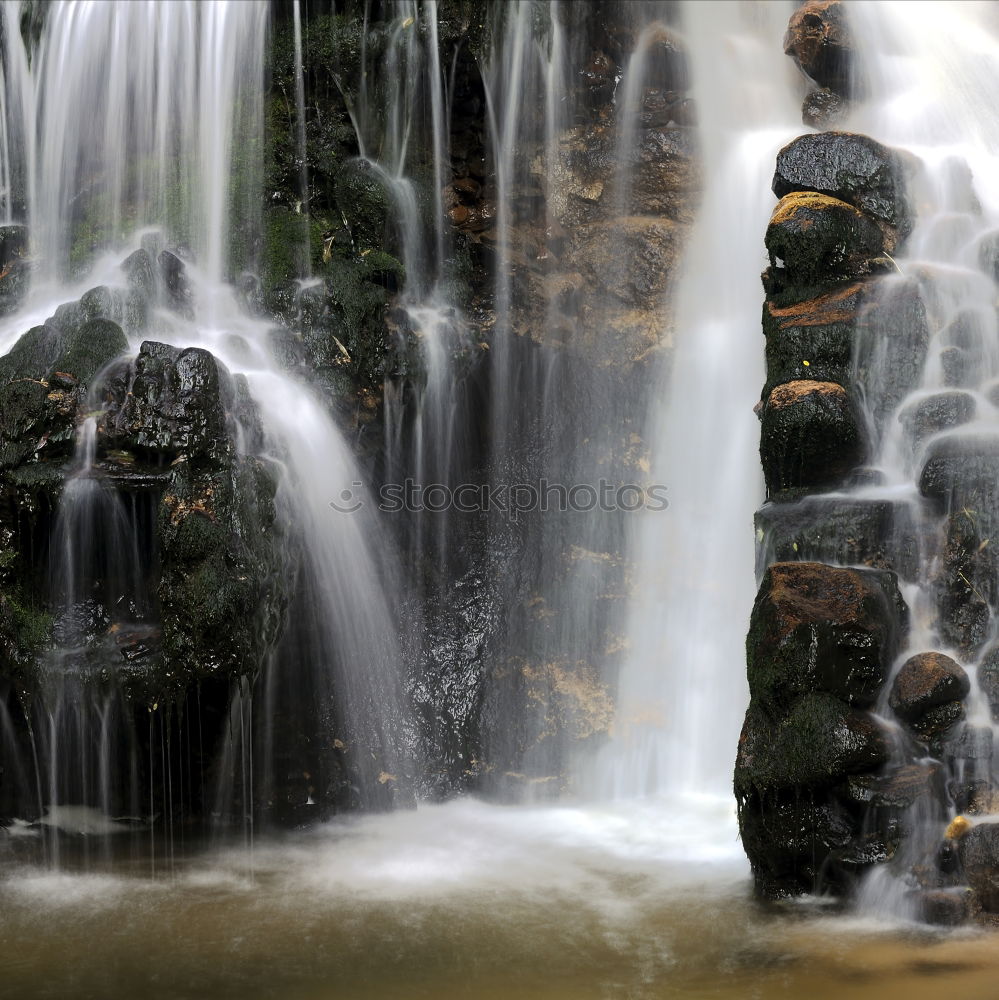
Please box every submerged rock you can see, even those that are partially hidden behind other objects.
[772,132,912,247]
[760,379,863,495]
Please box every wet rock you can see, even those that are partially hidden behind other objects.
[755,496,920,580]
[334,158,393,250]
[939,509,993,657]
[101,341,234,461]
[889,652,970,723]
[543,121,700,229]
[949,779,997,816]
[761,281,865,398]
[918,889,973,926]
[919,434,999,510]
[765,192,887,301]
[802,87,848,129]
[941,346,975,388]
[760,380,864,495]
[121,247,156,301]
[736,789,855,898]
[0,224,29,317]
[772,132,912,247]
[158,250,194,317]
[55,319,129,384]
[909,701,966,751]
[747,561,907,711]
[0,318,129,467]
[899,391,975,447]
[958,823,999,911]
[784,0,853,96]
[736,693,892,897]
[842,761,942,811]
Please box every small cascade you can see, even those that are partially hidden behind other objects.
[843,0,999,921]
[29,403,154,862]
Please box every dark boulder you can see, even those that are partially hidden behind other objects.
[121,248,156,302]
[760,380,864,495]
[765,192,887,301]
[772,132,912,246]
[761,281,865,398]
[889,652,970,723]
[919,434,999,511]
[101,341,235,461]
[739,692,891,790]
[736,693,893,898]
[747,561,907,711]
[939,508,994,657]
[784,0,853,96]
[958,822,999,911]
[0,318,128,468]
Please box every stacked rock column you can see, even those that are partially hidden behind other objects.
[736,1,993,921]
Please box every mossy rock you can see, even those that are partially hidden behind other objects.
[334,158,394,250]
[736,692,891,798]
[765,191,886,294]
[772,131,912,245]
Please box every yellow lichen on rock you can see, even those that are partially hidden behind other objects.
[946,815,972,840]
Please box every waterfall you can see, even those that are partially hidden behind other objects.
[0,0,413,834]
[592,0,800,801]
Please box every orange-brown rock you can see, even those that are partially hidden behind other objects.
[784,0,853,96]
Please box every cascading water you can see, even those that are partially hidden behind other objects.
[0,0,413,836]
[12,4,999,996]
[815,0,999,919]
[591,0,800,804]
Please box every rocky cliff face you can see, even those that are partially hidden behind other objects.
[0,2,703,826]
